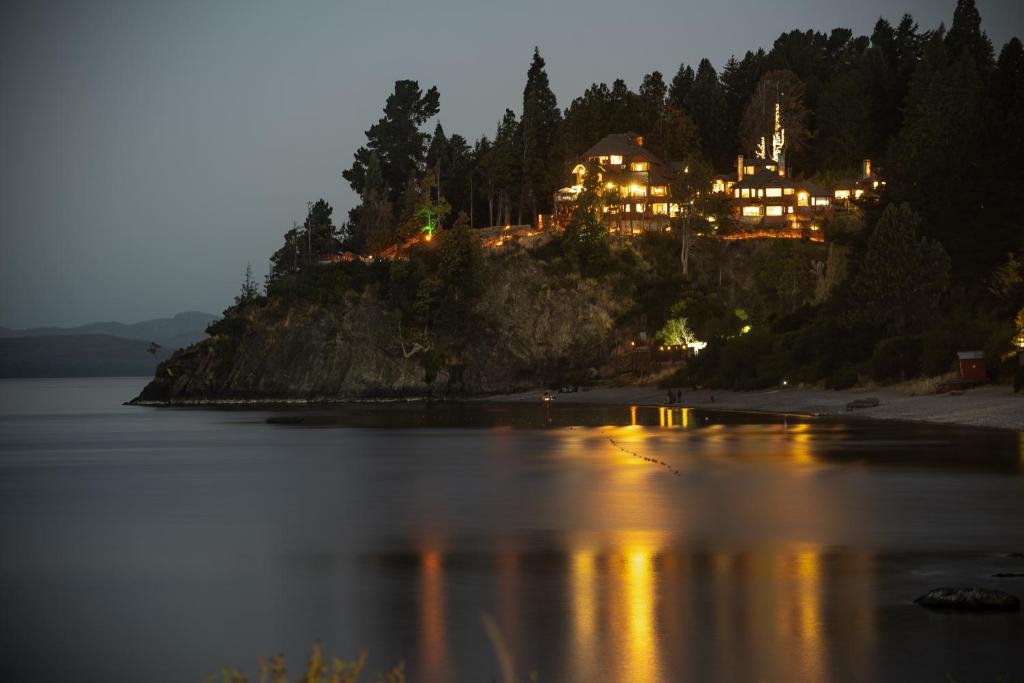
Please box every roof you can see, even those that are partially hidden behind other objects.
[582,133,667,168]
[732,169,798,190]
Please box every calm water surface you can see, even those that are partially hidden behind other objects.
[1,377,1023,682]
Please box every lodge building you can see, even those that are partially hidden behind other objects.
[553,133,683,234]
[553,105,884,241]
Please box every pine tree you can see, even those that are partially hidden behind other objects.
[520,48,562,224]
[343,80,440,203]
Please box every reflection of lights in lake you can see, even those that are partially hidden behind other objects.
[570,550,598,681]
[419,548,450,682]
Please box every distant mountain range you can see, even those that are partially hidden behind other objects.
[0,311,217,350]
[0,312,217,378]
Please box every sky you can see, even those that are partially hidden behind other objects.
[1,0,1021,328]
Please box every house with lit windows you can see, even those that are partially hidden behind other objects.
[553,106,883,240]
[553,133,682,234]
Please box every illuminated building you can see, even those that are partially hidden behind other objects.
[553,133,681,234]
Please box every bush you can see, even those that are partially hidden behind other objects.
[871,335,923,383]
[826,365,859,390]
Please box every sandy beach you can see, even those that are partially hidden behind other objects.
[486,384,1024,431]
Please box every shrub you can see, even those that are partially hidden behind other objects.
[871,335,923,383]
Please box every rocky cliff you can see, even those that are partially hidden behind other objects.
[133,248,629,404]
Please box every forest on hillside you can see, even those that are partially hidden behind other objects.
[211,0,1023,395]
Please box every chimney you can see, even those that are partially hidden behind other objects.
[737,154,744,182]
[862,159,872,180]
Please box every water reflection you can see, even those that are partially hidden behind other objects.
[406,540,878,682]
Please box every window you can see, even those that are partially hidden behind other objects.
[766,187,782,198]
[813,197,830,206]
[669,203,679,217]
[630,161,649,172]
[635,203,646,213]
[598,156,609,165]
[650,185,667,196]
[629,184,647,197]
[834,189,850,200]
[787,206,794,213]
[624,204,631,213]
[797,192,809,207]
[766,205,783,216]
[784,187,795,195]
[744,165,756,175]
[740,188,750,198]
[854,189,864,199]
[757,188,765,198]
[734,189,741,198]
[652,203,668,215]
[742,206,762,217]
[609,155,623,165]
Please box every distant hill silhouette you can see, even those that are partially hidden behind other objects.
[0,312,217,378]
[0,311,217,350]
[0,335,175,378]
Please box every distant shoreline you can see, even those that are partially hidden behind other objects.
[126,383,1024,431]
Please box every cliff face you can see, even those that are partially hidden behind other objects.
[134,250,628,403]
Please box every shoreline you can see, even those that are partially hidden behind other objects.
[480,385,1024,432]
[128,384,1023,431]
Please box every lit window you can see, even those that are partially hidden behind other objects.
[598,156,609,165]
[624,204,631,213]
[797,192,809,207]
[635,203,645,213]
[835,189,850,200]
[609,155,623,165]
[783,187,794,195]
[756,188,764,197]
[629,184,647,197]
[745,165,755,175]
[713,180,725,193]
[652,203,668,215]
[813,197,830,206]
[630,161,649,172]
[741,188,750,198]
[734,189,741,198]
[766,188,782,197]
[651,185,667,196]
[787,206,794,213]
[854,189,864,199]
[669,203,679,217]
[766,205,783,216]
[742,206,762,217]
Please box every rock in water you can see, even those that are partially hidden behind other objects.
[914,587,1021,612]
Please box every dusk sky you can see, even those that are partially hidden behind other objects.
[2,0,1020,328]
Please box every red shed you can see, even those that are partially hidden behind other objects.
[956,351,986,381]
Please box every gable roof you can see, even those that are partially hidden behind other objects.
[582,133,667,167]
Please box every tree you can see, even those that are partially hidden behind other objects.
[481,109,521,226]
[689,59,729,166]
[146,342,161,363]
[562,161,608,272]
[946,0,995,70]
[739,70,810,164]
[235,262,260,306]
[269,200,340,278]
[849,203,951,337]
[343,80,440,203]
[520,48,562,223]
[671,157,716,277]
[668,63,695,112]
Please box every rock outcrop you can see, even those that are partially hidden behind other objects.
[914,587,1021,612]
[133,249,629,404]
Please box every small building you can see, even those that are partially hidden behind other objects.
[957,351,987,381]
[554,132,681,234]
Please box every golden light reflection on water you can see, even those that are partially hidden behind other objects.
[412,540,876,681]
[418,547,450,682]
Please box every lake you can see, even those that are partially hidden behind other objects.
[1,377,1022,682]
